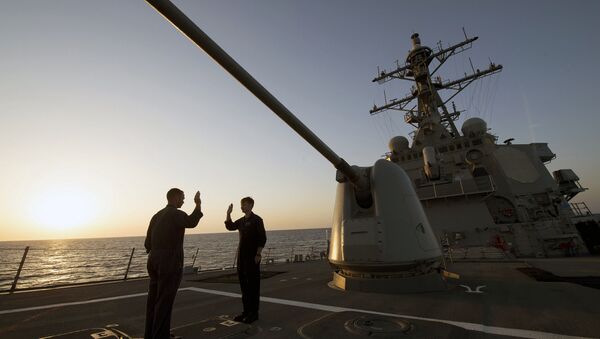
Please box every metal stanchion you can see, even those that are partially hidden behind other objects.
[11,246,29,292]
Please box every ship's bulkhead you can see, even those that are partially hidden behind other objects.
[389,134,587,258]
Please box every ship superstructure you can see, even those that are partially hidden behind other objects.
[371,32,589,257]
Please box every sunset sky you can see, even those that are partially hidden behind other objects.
[1,0,599,241]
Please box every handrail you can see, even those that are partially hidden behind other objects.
[416,175,496,200]
[0,243,327,292]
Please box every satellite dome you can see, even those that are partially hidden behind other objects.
[389,136,409,153]
[461,117,487,137]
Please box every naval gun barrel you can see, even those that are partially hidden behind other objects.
[146,0,361,185]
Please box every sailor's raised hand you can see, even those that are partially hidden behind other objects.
[227,203,233,215]
[194,191,201,205]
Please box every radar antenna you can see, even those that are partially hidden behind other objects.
[370,31,502,141]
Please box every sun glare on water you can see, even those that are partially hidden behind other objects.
[29,186,98,232]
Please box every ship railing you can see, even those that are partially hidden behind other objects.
[0,245,327,293]
[262,245,327,265]
[416,175,495,201]
[570,201,592,217]
[443,246,512,261]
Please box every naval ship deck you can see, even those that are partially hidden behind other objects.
[1,257,599,338]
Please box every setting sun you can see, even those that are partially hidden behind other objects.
[28,186,98,232]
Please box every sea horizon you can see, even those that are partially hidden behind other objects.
[0,226,330,244]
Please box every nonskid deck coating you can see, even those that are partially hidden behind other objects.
[1,259,599,338]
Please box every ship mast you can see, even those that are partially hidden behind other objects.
[370,30,502,146]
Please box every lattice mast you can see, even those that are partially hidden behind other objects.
[370,31,502,145]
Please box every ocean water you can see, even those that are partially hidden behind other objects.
[0,228,328,291]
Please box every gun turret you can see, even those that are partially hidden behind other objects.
[146,0,445,293]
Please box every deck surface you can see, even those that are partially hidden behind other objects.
[1,258,599,338]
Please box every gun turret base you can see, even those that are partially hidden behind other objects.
[330,270,446,294]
